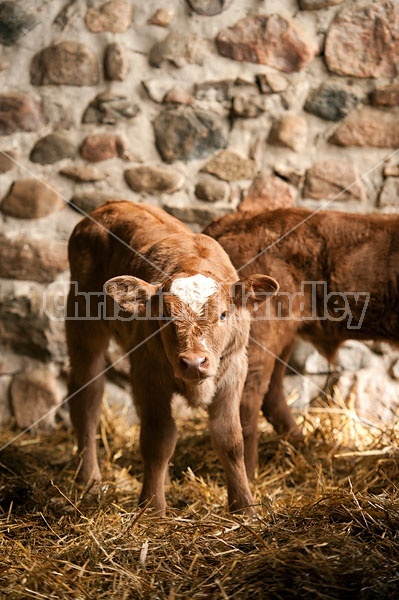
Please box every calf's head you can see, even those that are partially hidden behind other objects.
[105,272,279,383]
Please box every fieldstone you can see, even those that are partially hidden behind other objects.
[303,160,365,201]
[0,93,44,134]
[153,107,228,163]
[325,1,399,78]
[1,179,65,218]
[268,113,308,151]
[304,81,361,121]
[378,177,399,208]
[239,174,295,212]
[383,163,399,177]
[31,41,99,86]
[150,32,211,68]
[0,280,66,361]
[300,0,343,8]
[10,368,62,430]
[29,133,75,165]
[164,86,194,105]
[216,14,317,73]
[256,72,288,93]
[338,368,399,423]
[148,8,174,27]
[85,0,133,33]
[104,42,129,81]
[330,107,399,148]
[0,150,16,173]
[0,2,37,46]
[142,78,176,103]
[70,192,116,214]
[82,92,139,125]
[0,375,12,425]
[81,134,128,162]
[202,150,256,182]
[0,234,68,282]
[195,174,230,203]
[187,0,232,15]
[391,358,399,381]
[60,164,107,183]
[162,202,232,228]
[124,165,184,194]
[273,164,305,188]
[232,91,266,118]
[194,79,234,103]
[371,83,399,107]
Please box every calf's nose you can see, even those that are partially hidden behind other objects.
[178,353,208,378]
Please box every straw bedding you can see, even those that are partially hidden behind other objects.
[1,391,399,599]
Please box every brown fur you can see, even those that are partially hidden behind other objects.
[204,208,399,478]
[66,201,278,514]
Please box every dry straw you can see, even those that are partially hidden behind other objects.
[1,389,399,599]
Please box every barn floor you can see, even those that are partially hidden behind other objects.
[1,394,399,599]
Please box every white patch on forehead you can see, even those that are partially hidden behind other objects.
[170,274,218,313]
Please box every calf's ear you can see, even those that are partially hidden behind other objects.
[231,274,279,311]
[104,276,160,316]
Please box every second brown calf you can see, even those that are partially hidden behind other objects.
[204,208,399,478]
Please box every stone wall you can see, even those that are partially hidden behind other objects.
[1,0,399,429]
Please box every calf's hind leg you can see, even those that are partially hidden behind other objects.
[261,341,302,439]
[66,297,110,483]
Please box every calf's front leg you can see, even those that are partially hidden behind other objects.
[135,381,177,516]
[208,376,254,514]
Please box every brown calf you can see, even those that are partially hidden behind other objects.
[204,208,399,478]
[66,201,278,513]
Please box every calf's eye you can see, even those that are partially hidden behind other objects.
[220,311,227,321]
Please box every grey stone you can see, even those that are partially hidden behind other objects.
[60,164,107,183]
[31,41,99,86]
[150,31,211,68]
[30,133,75,165]
[0,2,37,46]
[82,92,139,125]
[0,150,16,173]
[0,279,67,361]
[162,201,232,228]
[187,0,232,16]
[378,177,399,208]
[305,81,361,121]
[104,42,130,81]
[124,165,184,194]
[10,367,62,430]
[300,0,343,9]
[0,375,12,425]
[153,107,228,163]
[0,93,44,135]
[195,174,230,203]
[1,179,65,218]
[337,368,399,423]
[70,192,116,214]
[201,149,257,181]
[0,233,68,282]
